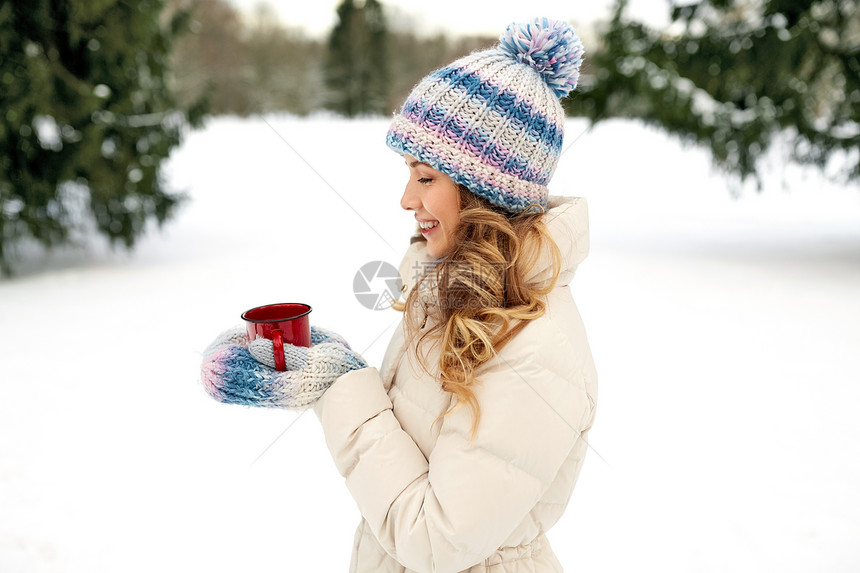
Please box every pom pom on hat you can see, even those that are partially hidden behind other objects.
[498,17,584,99]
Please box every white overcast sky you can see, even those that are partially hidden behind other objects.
[225,0,672,42]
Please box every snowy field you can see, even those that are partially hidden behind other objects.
[1,115,859,572]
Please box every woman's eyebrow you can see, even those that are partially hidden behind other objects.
[407,159,432,168]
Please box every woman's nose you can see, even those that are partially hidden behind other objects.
[400,181,420,211]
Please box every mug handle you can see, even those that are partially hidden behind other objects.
[272,329,286,371]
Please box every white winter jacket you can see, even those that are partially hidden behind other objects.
[314,196,598,572]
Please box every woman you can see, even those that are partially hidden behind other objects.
[202,18,598,572]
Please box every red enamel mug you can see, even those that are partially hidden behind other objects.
[241,303,312,371]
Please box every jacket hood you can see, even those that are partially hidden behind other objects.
[397,195,590,297]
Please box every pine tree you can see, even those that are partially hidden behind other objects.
[571,0,860,189]
[324,0,390,117]
[0,0,204,276]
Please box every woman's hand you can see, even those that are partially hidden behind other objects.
[201,326,367,409]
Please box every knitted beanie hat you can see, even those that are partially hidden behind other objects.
[386,17,584,214]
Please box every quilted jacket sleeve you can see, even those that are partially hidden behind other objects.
[312,326,595,573]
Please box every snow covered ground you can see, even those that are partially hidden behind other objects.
[1,115,859,572]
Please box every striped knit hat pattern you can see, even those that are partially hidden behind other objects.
[386,18,584,214]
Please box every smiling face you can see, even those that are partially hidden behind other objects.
[400,155,461,259]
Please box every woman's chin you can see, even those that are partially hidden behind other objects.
[425,241,450,260]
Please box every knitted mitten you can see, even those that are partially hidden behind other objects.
[203,327,250,356]
[201,325,367,409]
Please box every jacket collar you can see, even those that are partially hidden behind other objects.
[528,195,590,289]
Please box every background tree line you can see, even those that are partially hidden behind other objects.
[168,0,496,118]
[173,0,858,195]
[1,0,856,276]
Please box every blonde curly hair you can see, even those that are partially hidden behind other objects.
[392,185,563,440]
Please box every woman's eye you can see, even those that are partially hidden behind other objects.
[417,177,432,184]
